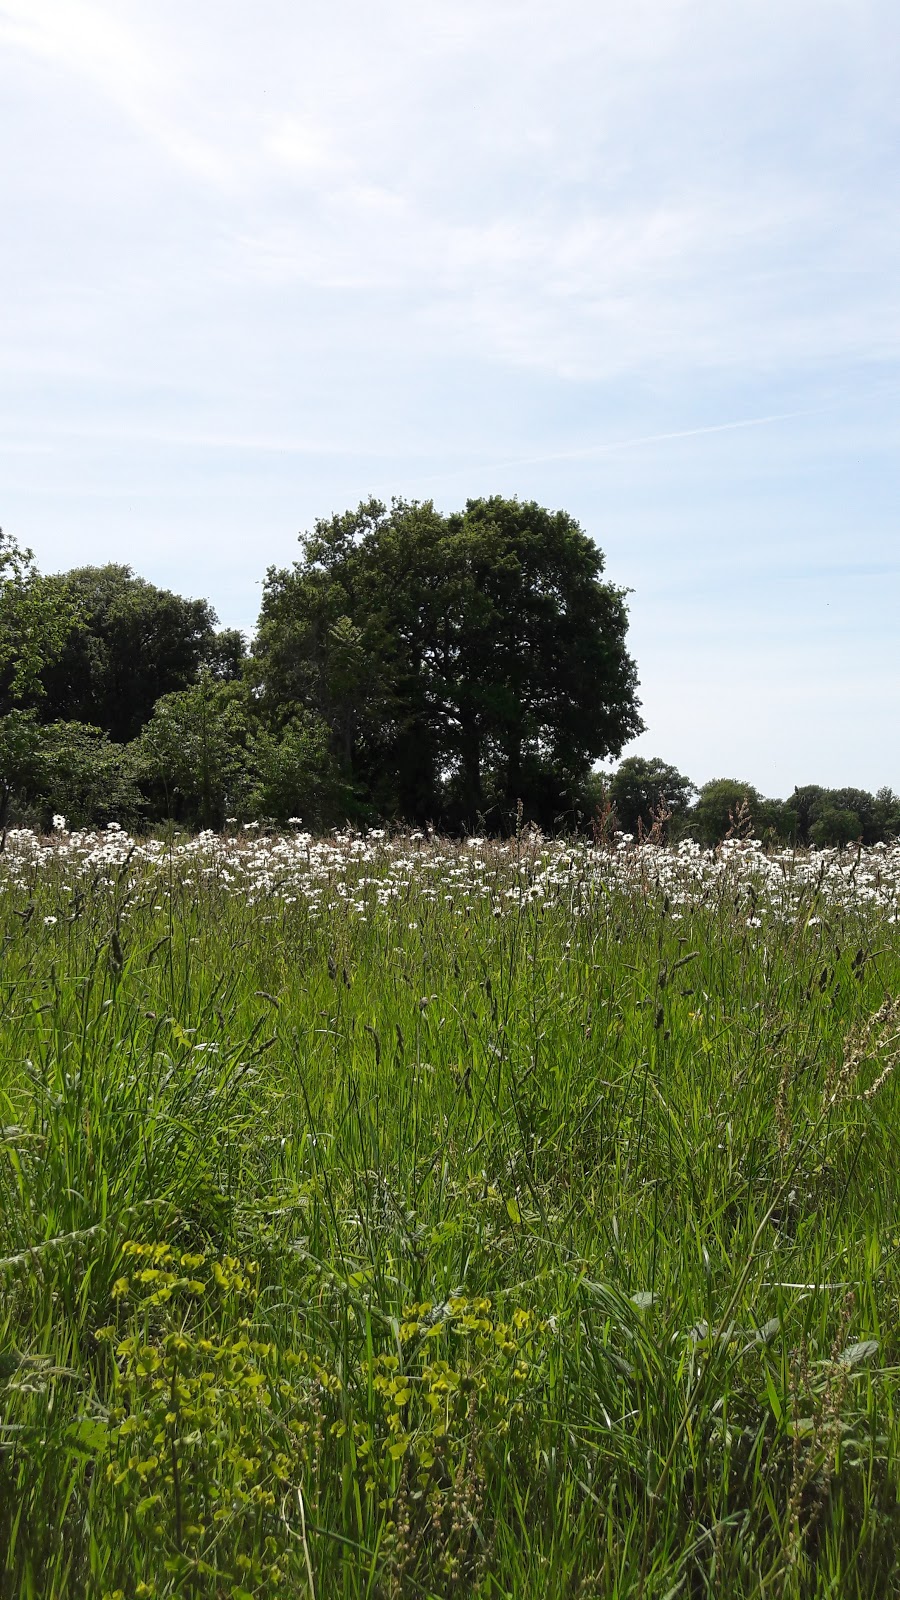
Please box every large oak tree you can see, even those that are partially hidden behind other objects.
[253,496,643,828]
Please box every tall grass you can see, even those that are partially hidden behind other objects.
[1,827,899,1597]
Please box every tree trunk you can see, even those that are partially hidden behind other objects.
[459,726,482,823]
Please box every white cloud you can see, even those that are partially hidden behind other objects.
[1,0,899,788]
[264,116,346,181]
[0,0,236,182]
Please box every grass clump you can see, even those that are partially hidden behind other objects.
[1,824,900,1597]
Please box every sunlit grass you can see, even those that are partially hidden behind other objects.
[1,826,899,1597]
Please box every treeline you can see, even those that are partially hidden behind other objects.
[601,758,900,848]
[0,548,341,837]
[0,504,896,845]
[0,497,641,835]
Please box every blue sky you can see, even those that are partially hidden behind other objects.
[2,0,898,795]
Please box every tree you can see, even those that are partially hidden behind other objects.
[27,722,141,831]
[239,714,351,830]
[789,784,896,846]
[690,779,796,846]
[253,496,643,829]
[38,564,240,742]
[202,627,247,683]
[0,711,44,841]
[609,756,695,837]
[0,531,77,708]
[0,531,80,840]
[874,787,900,839]
[135,677,347,832]
[810,807,863,848]
[691,779,764,845]
[789,785,829,844]
[134,676,254,831]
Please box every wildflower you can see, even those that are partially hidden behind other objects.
[52,814,67,831]
[43,915,58,926]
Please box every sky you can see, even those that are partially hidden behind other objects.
[1,0,899,796]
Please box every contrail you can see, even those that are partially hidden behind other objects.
[363,405,821,497]
[513,407,816,465]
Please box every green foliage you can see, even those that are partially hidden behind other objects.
[37,565,235,743]
[810,807,863,848]
[0,718,140,839]
[792,785,900,847]
[94,1250,545,1596]
[0,710,45,836]
[134,676,253,831]
[0,531,78,711]
[202,626,247,684]
[98,1248,314,1595]
[135,677,348,831]
[688,778,796,845]
[7,526,900,847]
[253,496,643,829]
[240,714,352,830]
[0,533,84,835]
[875,786,900,839]
[689,778,761,844]
[27,721,141,831]
[609,755,696,837]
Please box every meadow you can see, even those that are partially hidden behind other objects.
[1,821,900,1598]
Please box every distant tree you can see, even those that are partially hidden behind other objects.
[202,627,247,682]
[253,496,643,829]
[28,722,141,831]
[609,756,695,837]
[0,712,44,841]
[789,784,895,846]
[38,564,228,741]
[810,807,863,848]
[0,531,80,840]
[239,714,351,830]
[827,788,887,844]
[0,531,77,709]
[691,779,764,845]
[134,676,253,831]
[689,780,796,846]
[760,797,799,842]
[135,676,347,832]
[789,785,829,843]
[874,787,900,839]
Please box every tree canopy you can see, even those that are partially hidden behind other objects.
[0,530,80,838]
[253,495,643,829]
[37,564,243,743]
[608,756,695,838]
